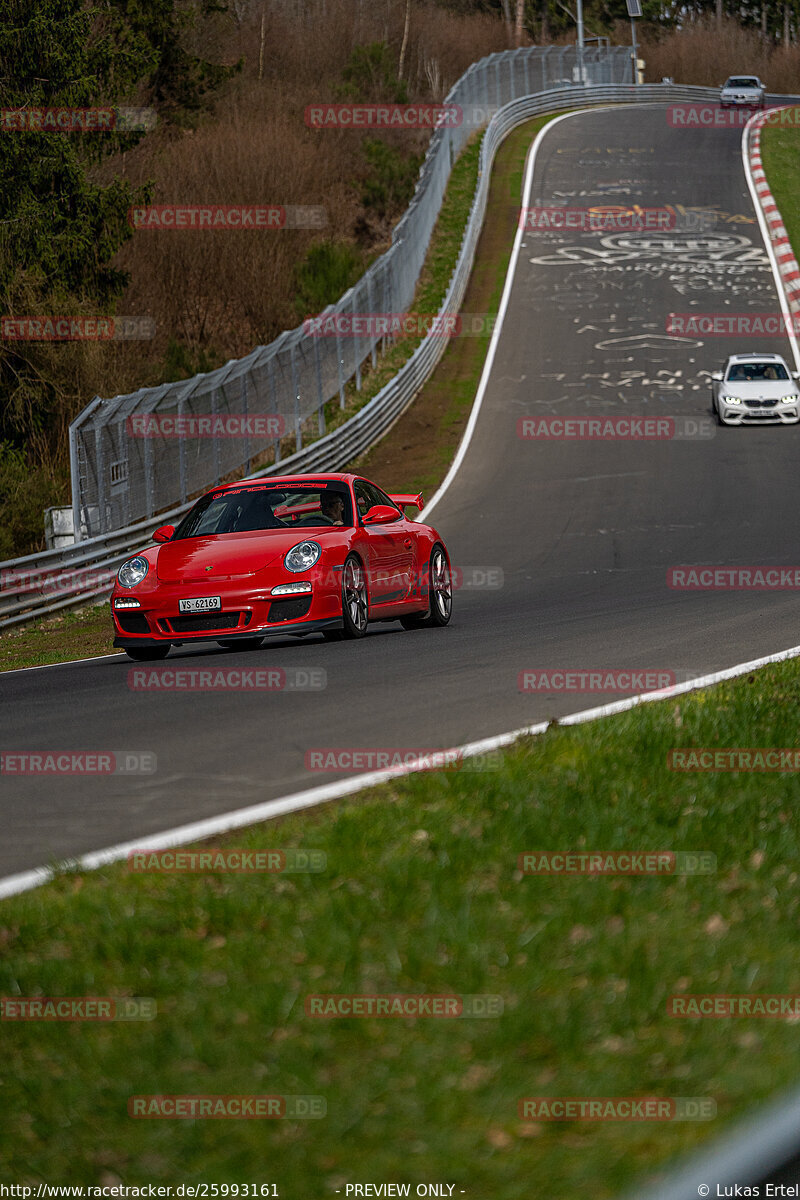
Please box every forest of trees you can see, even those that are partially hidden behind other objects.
[444,0,800,43]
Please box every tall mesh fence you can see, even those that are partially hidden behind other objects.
[70,46,633,537]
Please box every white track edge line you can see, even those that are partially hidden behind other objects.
[3,652,124,675]
[4,638,800,901]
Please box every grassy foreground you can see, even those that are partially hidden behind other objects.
[3,659,800,1192]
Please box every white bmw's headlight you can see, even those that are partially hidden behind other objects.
[781,395,797,404]
[117,556,149,588]
[284,541,321,573]
[722,396,741,405]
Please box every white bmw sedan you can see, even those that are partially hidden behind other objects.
[719,75,766,108]
[711,354,800,425]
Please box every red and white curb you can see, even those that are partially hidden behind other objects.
[745,106,800,320]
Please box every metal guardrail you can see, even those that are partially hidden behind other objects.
[0,81,718,630]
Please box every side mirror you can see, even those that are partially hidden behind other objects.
[792,371,800,381]
[710,371,723,382]
[153,524,175,543]
[363,505,399,526]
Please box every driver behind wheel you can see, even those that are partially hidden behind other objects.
[317,491,345,525]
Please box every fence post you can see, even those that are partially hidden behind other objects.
[69,416,83,543]
[290,344,302,453]
[352,293,362,391]
[367,272,378,369]
[336,325,345,408]
[241,371,251,475]
[210,382,221,485]
[269,355,281,464]
[314,335,325,437]
[142,416,155,520]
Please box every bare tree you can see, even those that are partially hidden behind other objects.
[515,0,525,45]
[500,0,513,44]
[399,0,411,80]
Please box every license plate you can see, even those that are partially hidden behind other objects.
[179,596,222,613]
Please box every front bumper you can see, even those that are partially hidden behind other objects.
[720,403,799,425]
[111,573,343,645]
[113,618,342,648]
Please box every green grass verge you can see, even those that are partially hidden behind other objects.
[4,660,800,1190]
[760,123,800,251]
[0,604,115,673]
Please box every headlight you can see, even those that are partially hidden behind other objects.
[781,395,797,404]
[284,541,321,573]
[722,396,741,405]
[117,556,149,588]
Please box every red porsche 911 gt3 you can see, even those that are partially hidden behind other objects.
[111,473,452,660]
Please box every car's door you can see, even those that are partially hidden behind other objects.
[353,481,413,606]
[369,482,416,601]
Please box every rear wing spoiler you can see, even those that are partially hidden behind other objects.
[389,492,424,512]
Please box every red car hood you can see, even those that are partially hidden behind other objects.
[155,530,322,582]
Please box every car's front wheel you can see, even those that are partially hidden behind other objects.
[341,554,369,638]
[124,645,171,661]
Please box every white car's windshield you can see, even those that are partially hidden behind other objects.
[726,361,789,382]
[725,77,760,88]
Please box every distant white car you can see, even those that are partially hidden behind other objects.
[720,75,766,108]
[711,353,800,425]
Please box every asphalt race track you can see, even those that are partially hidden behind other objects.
[4,103,800,881]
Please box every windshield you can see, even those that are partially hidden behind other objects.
[725,77,760,88]
[172,483,353,538]
[726,361,789,382]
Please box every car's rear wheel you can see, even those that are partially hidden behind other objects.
[216,637,264,650]
[341,554,369,638]
[124,645,171,661]
[401,544,452,629]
